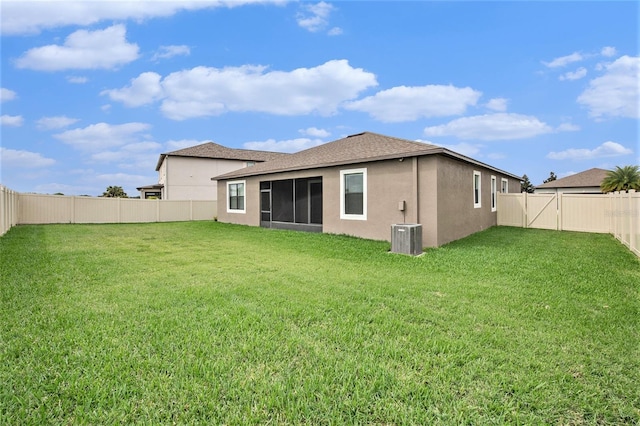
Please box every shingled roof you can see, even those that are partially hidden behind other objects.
[155,142,289,171]
[213,131,521,180]
[535,168,608,189]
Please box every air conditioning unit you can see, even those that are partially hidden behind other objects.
[391,224,422,256]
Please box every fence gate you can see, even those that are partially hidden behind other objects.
[526,194,558,230]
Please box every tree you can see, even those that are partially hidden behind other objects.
[521,174,535,193]
[543,171,557,184]
[600,165,640,193]
[102,186,128,198]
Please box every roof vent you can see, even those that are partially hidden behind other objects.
[347,132,367,138]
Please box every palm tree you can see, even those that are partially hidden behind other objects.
[102,185,129,198]
[600,165,640,193]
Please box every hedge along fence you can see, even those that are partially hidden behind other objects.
[0,186,217,237]
[497,190,639,258]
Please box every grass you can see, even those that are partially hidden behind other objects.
[1,222,638,424]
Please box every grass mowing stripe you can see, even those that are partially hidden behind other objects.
[1,223,638,424]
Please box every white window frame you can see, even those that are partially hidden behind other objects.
[491,175,497,212]
[227,180,246,214]
[340,168,367,220]
[501,178,509,193]
[473,171,482,209]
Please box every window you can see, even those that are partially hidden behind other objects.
[340,168,367,220]
[227,180,246,213]
[473,171,481,208]
[501,178,509,193]
[246,161,256,167]
[491,175,497,212]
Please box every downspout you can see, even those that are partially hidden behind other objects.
[165,157,169,200]
[412,156,419,224]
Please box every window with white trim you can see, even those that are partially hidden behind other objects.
[473,171,481,208]
[491,175,497,212]
[501,178,509,193]
[227,180,246,213]
[340,168,367,220]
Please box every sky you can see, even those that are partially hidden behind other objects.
[1,0,638,197]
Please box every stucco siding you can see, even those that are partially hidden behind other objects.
[165,157,247,200]
[434,156,513,246]
[416,156,439,247]
[323,160,416,242]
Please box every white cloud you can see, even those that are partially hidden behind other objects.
[485,97,508,112]
[423,113,553,141]
[299,127,330,138]
[577,55,640,119]
[543,52,584,68]
[345,85,481,122]
[36,115,80,130]
[556,122,580,132]
[487,152,506,160]
[91,141,162,164]
[1,0,286,35]
[1,88,17,102]
[559,67,587,81]
[0,147,55,168]
[601,46,617,57]
[151,45,191,61]
[433,142,484,157]
[547,141,632,160]
[108,60,376,120]
[1,115,24,127]
[67,76,88,84]
[15,25,139,71]
[54,122,152,152]
[297,2,335,33]
[102,72,164,107]
[244,138,325,153]
[328,27,343,36]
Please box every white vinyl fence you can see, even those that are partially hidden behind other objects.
[0,186,217,237]
[498,191,639,257]
[1,185,20,237]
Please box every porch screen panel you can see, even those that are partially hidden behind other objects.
[294,179,309,224]
[310,182,323,224]
[272,180,294,222]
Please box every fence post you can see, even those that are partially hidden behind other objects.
[612,192,620,241]
[608,192,613,237]
[558,193,562,231]
[629,190,636,253]
[523,192,528,229]
[625,190,632,248]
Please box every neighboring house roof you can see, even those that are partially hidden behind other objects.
[535,168,608,189]
[213,132,522,180]
[136,184,164,191]
[155,142,289,171]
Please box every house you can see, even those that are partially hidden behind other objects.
[213,132,521,248]
[534,168,608,194]
[137,142,288,200]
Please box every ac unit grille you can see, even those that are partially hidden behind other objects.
[391,224,422,256]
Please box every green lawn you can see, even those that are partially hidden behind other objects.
[1,222,638,424]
